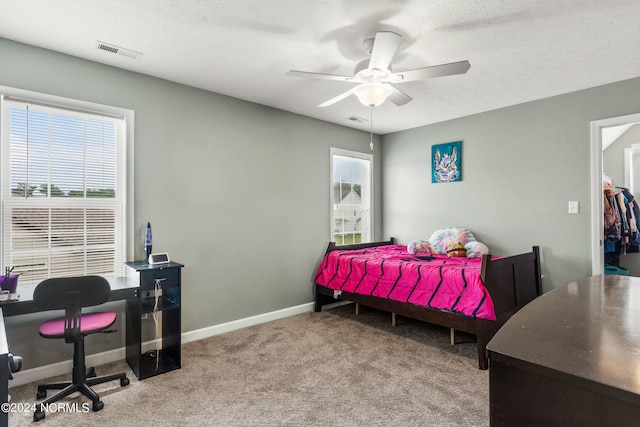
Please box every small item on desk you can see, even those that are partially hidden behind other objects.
[149,252,170,265]
[144,222,153,262]
[1,267,19,293]
[0,290,20,303]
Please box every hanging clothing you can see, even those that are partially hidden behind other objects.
[603,186,640,260]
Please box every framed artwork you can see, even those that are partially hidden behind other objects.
[432,141,462,183]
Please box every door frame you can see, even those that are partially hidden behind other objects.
[590,113,640,275]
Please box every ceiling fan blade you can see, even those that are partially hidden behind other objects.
[390,60,470,82]
[286,70,353,81]
[317,88,354,107]
[388,85,412,106]
[368,31,402,71]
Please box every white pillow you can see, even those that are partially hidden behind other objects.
[465,241,490,258]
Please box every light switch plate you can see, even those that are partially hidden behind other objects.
[568,201,579,214]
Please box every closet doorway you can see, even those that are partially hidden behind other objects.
[591,113,640,276]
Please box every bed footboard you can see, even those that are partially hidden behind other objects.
[481,246,542,316]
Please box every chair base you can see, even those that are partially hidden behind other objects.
[34,371,129,422]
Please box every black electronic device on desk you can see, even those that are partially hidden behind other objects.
[148,252,170,265]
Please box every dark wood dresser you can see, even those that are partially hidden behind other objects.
[487,274,640,426]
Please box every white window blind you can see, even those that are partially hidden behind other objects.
[1,98,127,285]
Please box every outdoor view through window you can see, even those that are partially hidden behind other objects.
[1,100,125,285]
[331,150,371,245]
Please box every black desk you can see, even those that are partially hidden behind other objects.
[487,274,640,426]
[0,277,139,427]
[0,277,138,318]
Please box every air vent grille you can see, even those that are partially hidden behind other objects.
[346,116,368,123]
[96,41,143,59]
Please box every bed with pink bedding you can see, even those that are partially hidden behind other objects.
[314,239,542,369]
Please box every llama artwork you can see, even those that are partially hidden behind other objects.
[432,141,462,183]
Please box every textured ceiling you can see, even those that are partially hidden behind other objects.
[1,0,639,134]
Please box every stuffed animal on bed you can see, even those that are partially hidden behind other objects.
[409,227,490,258]
[407,240,434,254]
[446,242,467,257]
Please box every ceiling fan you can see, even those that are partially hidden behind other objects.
[286,31,470,108]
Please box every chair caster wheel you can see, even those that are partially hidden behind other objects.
[34,408,45,422]
[36,389,47,399]
[87,367,96,378]
[92,400,104,412]
[121,377,130,387]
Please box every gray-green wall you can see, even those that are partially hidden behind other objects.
[0,37,382,369]
[381,77,640,291]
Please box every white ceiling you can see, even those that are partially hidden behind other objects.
[1,0,639,135]
[602,124,637,151]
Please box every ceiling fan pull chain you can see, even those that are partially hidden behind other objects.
[370,106,374,151]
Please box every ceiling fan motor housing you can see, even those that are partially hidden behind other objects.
[353,60,391,83]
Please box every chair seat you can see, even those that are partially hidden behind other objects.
[39,312,117,338]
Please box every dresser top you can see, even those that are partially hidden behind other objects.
[488,274,640,397]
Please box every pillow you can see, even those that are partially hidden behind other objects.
[407,240,433,254]
[465,241,489,258]
[428,227,477,254]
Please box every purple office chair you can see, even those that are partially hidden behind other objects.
[32,275,129,422]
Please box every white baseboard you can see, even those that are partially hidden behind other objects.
[181,302,315,344]
[9,302,316,388]
[9,347,125,388]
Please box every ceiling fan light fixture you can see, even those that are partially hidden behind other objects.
[353,83,392,107]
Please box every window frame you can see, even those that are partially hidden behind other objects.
[330,147,373,245]
[0,86,134,283]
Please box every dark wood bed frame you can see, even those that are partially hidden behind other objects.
[314,238,542,370]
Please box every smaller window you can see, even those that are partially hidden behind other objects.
[330,148,373,245]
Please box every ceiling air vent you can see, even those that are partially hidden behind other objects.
[346,116,368,123]
[96,41,143,59]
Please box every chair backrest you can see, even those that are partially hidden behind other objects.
[33,275,111,311]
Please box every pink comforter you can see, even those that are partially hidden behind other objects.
[314,245,496,320]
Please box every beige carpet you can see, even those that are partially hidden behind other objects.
[8,304,489,426]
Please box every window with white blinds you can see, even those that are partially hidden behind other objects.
[1,96,128,285]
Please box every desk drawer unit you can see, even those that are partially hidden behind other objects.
[125,261,183,380]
